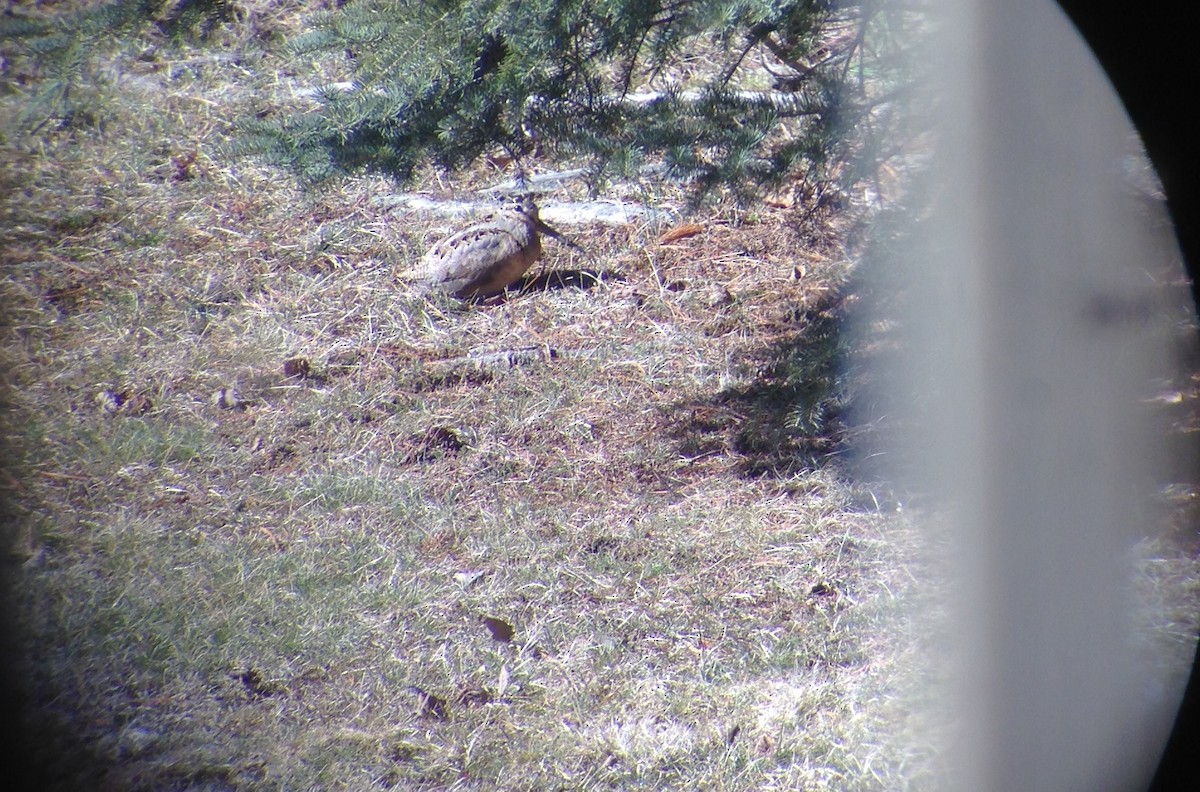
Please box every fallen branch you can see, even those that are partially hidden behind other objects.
[413,344,559,389]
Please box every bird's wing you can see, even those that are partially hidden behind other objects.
[401,213,534,286]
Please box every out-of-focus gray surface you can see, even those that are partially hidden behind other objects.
[881,1,1195,789]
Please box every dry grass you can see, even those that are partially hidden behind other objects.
[1,4,1196,790]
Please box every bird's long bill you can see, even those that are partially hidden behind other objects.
[536,219,589,255]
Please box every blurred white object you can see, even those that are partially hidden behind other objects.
[895,1,1194,790]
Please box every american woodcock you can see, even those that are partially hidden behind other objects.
[401,195,574,300]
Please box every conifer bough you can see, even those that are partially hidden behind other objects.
[245,0,900,202]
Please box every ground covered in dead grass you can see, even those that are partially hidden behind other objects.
[1,4,1197,791]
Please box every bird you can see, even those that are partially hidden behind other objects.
[400,194,574,300]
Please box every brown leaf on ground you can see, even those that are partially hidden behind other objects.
[402,426,465,463]
[809,582,836,597]
[236,668,282,699]
[211,387,245,411]
[95,389,153,416]
[283,357,311,379]
[171,150,198,182]
[407,685,449,720]
[456,684,493,707]
[482,616,515,643]
[657,222,704,244]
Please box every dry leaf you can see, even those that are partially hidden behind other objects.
[125,394,153,415]
[95,389,126,413]
[704,285,735,308]
[407,685,449,720]
[212,387,243,410]
[482,616,515,643]
[283,357,311,379]
[236,668,280,699]
[657,223,704,244]
[171,150,198,182]
[453,570,487,588]
[455,684,492,707]
[403,426,465,464]
[95,389,152,415]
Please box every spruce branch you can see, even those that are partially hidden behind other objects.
[238,1,911,204]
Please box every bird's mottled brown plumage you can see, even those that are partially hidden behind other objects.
[401,195,544,300]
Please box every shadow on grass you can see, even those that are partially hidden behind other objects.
[4,706,117,791]
[668,288,856,479]
[509,267,625,294]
